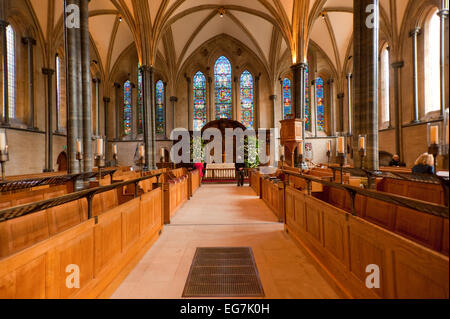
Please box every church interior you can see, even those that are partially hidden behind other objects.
[0,0,449,300]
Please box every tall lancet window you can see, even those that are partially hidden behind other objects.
[155,80,165,135]
[193,71,207,131]
[283,78,292,119]
[123,80,132,136]
[214,56,232,119]
[316,77,325,131]
[424,10,440,113]
[240,70,254,129]
[6,25,15,118]
[304,63,311,131]
[137,65,143,134]
[381,45,390,123]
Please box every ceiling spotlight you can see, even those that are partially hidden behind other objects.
[218,8,226,18]
[321,11,326,19]
[119,16,122,22]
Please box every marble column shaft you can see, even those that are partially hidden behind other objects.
[392,61,404,157]
[42,68,54,172]
[353,0,380,170]
[141,65,156,170]
[23,37,36,129]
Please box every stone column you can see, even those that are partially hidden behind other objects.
[255,74,261,129]
[23,37,37,130]
[438,6,448,119]
[291,63,306,119]
[392,61,404,158]
[311,79,317,137]
[337,93,345,132]
[114,82,121,139]
[170,96,177,131]
[92,78,100,136]
[80,0,92,174]
[353,0,380,171]
[328,79,335,136]
[103,97,110,160]
[0,19,9,125]
[410,27,421,123]
[140,65,156,170]
[233,76,238,121]
[346,73,353,136]
[42,68,54,172]
[208,76,213,121]
[64,0,82,177]
[185,75,191,131]
[270,95,277,128]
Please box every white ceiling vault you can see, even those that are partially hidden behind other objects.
[26,0,412,83]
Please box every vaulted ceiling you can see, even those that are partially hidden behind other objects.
[26,0,413,81]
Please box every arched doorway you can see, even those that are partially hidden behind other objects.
[56,151,68,172]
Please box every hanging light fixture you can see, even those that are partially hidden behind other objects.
[218,8,226,18]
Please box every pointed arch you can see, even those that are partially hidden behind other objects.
[214,56,232,120]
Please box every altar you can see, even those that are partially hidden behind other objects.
[204,163,236,180]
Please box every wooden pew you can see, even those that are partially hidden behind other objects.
[261,177,285,222]
[285,185,449,299]
[0,187,163,299]
[161,169,189,224]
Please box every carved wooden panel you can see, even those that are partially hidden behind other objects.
[121,199,141,249]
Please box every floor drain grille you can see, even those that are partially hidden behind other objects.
[182,247,265,298]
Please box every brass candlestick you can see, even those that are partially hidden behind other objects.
[0,149,9,181]
[428,143,439,175]
[138,156,145,177]
[326,150,331,167]
[95,154,105,182]
[337,153,346,184]
[359,148,366,170]
[113,153,118,167]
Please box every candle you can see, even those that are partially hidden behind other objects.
[160,148,165,157]
[327,141,331,152]
[96,138,104,156]
[76,139,82,153]
[139,145,145,158]
[337,137,345,154]
[299,142,304,155]
[113,144,118,155]
[0,131,6,152]
[359,136,366,150]
[430,126,439,145]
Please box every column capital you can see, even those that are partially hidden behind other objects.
[291,62,308,71]
[311,80,316,86]
[255,73,261,81]
[391,61,404,69]
[92,78,101,83]
[103,97,110,103]
[437,9,449,18]
[0,20,9,28]
[207,76,212,83]
[269,95,277,101]
[139,65,154,73]
[184,74,191,83]
[42,68,55,75]
[114,82,121,88]
[337,93,345,99]
[346,73,352,80]
[170,96,178,102]
[409,27,421,37]
[22,37,36,45]
[327,78,334,85]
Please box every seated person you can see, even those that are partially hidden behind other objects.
[388,154,406,167]
[412,153,435,175]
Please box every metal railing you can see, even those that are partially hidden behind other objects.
[282,170,449,219]
[0,172,163,223]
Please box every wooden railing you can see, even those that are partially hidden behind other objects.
[204,168,236,181]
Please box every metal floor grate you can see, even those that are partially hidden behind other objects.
[182,247,265,298]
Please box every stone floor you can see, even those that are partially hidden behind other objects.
[111,184,342,299]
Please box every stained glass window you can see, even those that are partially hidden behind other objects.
[6,25,15,118]
[304,63,311,131]
[240,70,254,129]
[282,78,292,119]
[138,65,143,134]
[155,80,165,135]
[214,56,232,119]
[316,77,325,131]
[123,80,132,136]
[193,71,207,131]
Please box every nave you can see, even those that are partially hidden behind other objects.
[112,184,341,299]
